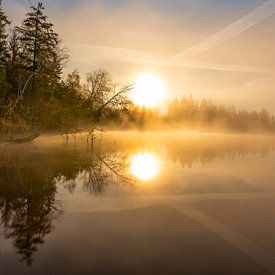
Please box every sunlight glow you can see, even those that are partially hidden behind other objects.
[131,73,166,107]
[130,152,160,181]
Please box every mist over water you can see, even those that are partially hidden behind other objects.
[1,131,275,274]
[1,0,275,273]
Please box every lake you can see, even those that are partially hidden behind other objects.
[1,131,275,274]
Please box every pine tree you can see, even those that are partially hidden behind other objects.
[0,0,10,67]
[16,2,66,100]
[5,29,22,96]
[0,0,10,115]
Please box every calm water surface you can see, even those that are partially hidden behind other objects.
[1,131,275,274]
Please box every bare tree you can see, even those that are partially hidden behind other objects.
[85,70,133,142]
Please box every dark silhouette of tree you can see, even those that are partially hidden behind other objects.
[16,2,65,87]
[56,143,133,195]
[0,1,274,137]
[0,0,10,66]
[85,70,132,123]
[0,165,62,265]
[6,29,23,97]
[6,2,67,130]
[0,0,10,116]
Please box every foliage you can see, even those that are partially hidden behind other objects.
[0,1,274,136]
[164,97,275,132]
[0,0,10,66]
[0,2,132,136]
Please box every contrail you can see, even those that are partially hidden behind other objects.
[65,1,275,75]
[173,0,275,60]
[67,43,164,65]
[67,43,275,74]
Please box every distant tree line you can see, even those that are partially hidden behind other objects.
[115,97,275,133]
[0,1,274,136]
[163,97,275,132]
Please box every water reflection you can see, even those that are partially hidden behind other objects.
[130,152,160,181]
[0,162,62,265]
[56,151,133,195]
[0,143,133,265]
[0,133,274,266]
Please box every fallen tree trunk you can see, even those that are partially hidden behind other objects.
[6,132,40,143]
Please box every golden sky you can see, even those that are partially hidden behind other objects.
[5,0,275,111]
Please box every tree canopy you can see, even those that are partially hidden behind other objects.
[0,1,274,137]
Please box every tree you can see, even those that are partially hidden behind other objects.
[85,70,133,126]
[16,2,66,102]
[0,0,10,111]
[3,1,68,132]
[0,0,10,66]
[6,29,22,96]
[163,97,275,133]
[54,70,85,133]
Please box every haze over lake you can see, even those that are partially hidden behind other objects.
[1,0,275,274]
[1,132,275,274]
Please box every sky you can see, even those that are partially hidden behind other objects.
[3,0,275,111]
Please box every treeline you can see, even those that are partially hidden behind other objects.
[0,1,132,136]
[0,1,274,136]
[163,97,275,132]
[116,97,275,133]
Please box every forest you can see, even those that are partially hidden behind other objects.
[0,1,274,140]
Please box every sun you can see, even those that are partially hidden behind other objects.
[131,73,166,107]
[130,152,160,181]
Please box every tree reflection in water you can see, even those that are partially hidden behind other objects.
[0,141,133,265]
[55,145,134,195]
[0,164,62,265]
[0,134,274,265]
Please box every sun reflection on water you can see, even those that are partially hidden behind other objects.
[130,152,160,181]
